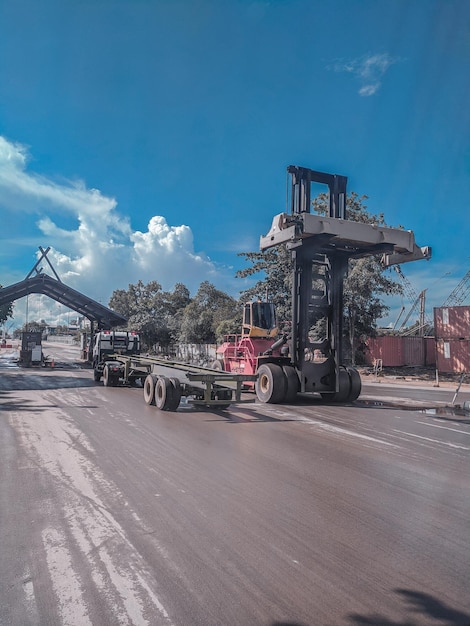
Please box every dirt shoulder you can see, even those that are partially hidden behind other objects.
[358,365,470,391]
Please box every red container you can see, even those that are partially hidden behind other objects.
[434,306,470,372]
[364,336,435,367]
[425,337,437,366]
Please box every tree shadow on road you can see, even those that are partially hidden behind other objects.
[204,406,299,423]
[347,588,470,625]
[0,374,96,391]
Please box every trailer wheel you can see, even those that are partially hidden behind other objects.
[210,359,224,371]
[347,367,362,401]
[320,367,351,403]
[169,378,182,411]
[215,388,232,409]
[155,376,177,411]
[143,374,158,405]
[103,364,118,387]
[282,366,299,403]
[255,363,287,404]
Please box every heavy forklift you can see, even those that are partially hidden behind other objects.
[216,165,431,404]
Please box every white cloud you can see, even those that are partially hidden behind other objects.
[359,83,380,97]
[328,53,400,96]
[0,136,225,316]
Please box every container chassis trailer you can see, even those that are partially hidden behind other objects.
[98,354,257,411]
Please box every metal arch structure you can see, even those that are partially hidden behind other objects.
[0,247,127,330]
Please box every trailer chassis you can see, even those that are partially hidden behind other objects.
[100,354,257,410]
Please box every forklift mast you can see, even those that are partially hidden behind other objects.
[288,166,349,395]
[260,165,430,401]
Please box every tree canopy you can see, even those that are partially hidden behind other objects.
[109,279,240,349]
[109,280,191,349]
[0,285,14,327]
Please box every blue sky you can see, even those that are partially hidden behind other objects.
[0,0,469,329]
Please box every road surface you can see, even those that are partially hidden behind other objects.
[1,340,469,625]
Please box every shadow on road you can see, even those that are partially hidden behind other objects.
[205,406,299,423]
[0,373,96,391]
[347,588,470,625]
[0,394,99,412]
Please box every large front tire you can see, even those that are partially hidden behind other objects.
[255,363,286,404]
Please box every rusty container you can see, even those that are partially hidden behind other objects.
[364,336,434,367]
[434,306,470,373]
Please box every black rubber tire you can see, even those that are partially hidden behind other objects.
[321,367,351,403]
[103,364,116,387]
[255,363,287,404]
[215,388,232,410]
[282,365,299,403]
[143,374,158,405]
[347,367,362,401]
[168,378,182,411]
[93,369,101,382]
[155,376,175,411]
[211,359,224,371]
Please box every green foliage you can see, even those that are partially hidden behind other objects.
[108,279,239,348]
[0,285,14,326]
[109,280,191,349]
[179,281,238,344]
[236,245,292,322]
[21,320,47,334]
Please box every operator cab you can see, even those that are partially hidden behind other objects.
[242,301,278,338]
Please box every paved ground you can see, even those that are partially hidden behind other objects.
[1,341,469,625]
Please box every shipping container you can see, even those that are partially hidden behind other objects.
[434,305,470,372]
[364,335,435,367]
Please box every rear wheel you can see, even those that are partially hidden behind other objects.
[155,376,175,411]
[93,369,101,382]
[143,374,158,405]
[103,364,118,387]
[215,388,232,409]
[255,363,286,404]
[168,378,182,411]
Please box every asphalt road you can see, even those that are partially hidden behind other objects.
[1,341,469,626]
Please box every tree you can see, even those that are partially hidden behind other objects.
[19,320,47,334]
[165,283,191,345]
[0,285,14,327]
[237,192,402,364]
[236,245,293,323]
[109,280,191,350]
[179,281,238,344]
